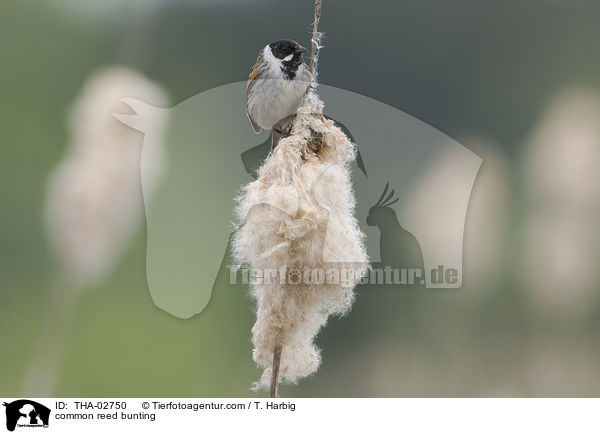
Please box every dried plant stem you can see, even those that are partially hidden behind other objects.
[309,0,322,79]
[267,0,323,398]
[269,342,283,398]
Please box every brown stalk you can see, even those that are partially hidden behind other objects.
[269,342,283,398]
[268,0,323,398]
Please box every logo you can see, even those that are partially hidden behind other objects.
[3,401,50,432]
[115,82,482,318]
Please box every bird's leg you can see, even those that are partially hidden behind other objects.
[271,115,297,151]
[271,127,282,151]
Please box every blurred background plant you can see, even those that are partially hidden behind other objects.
[21,66,169,396]
[1,0,600,397]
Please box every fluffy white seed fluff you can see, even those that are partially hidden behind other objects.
[45,66,169,287]
[233,89,369,389]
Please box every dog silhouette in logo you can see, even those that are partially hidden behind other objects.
[3,400,50,432]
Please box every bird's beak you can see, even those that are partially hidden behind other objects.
[296,45,308,54]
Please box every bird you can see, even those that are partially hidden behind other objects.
[246,39,311,149]
[366,183,424,271]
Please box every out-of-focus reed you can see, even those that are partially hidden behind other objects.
[22,66,169,396]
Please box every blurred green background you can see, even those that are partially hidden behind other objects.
[2,0,600,397]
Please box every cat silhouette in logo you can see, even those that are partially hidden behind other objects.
[3,400,51,432]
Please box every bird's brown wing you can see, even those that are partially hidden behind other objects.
[246,53,264,134]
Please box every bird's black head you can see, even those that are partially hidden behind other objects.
[269,39,307,60]
[269,39,307,79]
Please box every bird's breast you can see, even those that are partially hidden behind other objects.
[247,69,309,130]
